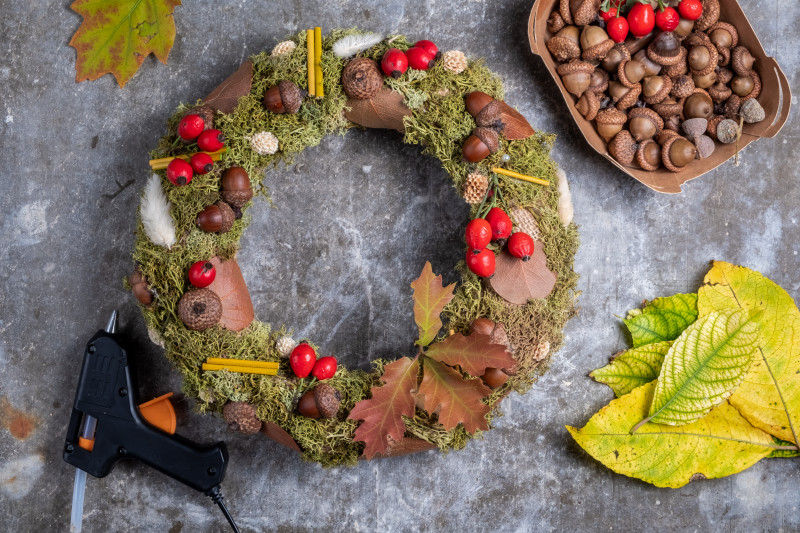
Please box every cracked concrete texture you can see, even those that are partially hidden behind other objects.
[1,0,799,531]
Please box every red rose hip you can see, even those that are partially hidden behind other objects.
[606,16,629,43]
[654,6,680,32]
[197,129,225,152]
[467,248,496,278]
[485,207,512,243]
[381,48,408,78]
[312,356,338,380]
[627,2,655,38]
[678,0,703,20]
[406,46,435,70]
[178,114,205,140]
[465,218,492,253]
[190,152,214,174]
[507,232,535,261]
[166,158,193,186]
[188,260,217,288]
[289,343,317,378]
[413,40,440,59]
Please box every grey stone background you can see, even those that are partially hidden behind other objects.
[1,0,798,531]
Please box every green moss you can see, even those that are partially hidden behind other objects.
[131,29,579,467]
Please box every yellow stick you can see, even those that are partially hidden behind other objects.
[314,26,323,98]
[206,357,279,369]
[202,363,278,376]
[307,29,316,97]
[149,149,226,170]
[492,167,550,187]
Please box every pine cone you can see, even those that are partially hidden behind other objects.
[341,57,383,100]
[275,335,297,358]
[271,40,296,57]
[442,50,468,74]
[462,172,489,204]
[510,207,541,242]
[250,131,279,155]
[178,288,222,331]
[223,401,261,434]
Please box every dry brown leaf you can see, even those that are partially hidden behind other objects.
[362,436,437,459]
[417,357,492,433]
[487,245,557,305]
[260,421,301,452]
[344,89,411,132]
[498,101,535,140]
[206,256,254,331]
[204,61,253,113]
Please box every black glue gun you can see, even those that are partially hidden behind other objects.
[63,311,240,532]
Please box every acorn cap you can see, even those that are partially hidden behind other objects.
[716,118,739,143]
[662,47,689,77]
[642,75,672,104]
[682,117,708,140]
[216,201,236,233]
[636,139,661,171]
[707,22,738,49]
[581,26,614,61]
[684,90,713,119]
[706,114,724,140]
[558,0,574,24]
[652,97,684,119]
[570,0,599,25]
[130,266,154,306]
[717,46,731,67]
[694,0,720,31]
[664,115,682,132]
[628,108,664,141]
[694,134,715,158]
[547,26,581,62]
[475,100,504,130]
[608,130,637,166]
[178,288,222,330]
[278,80,303,113]
[717,68,734,85]
[474,127,499,153]
[314,383,341,419]
[661,135,696,172]
[576,90,600,121]
[186,105,215,131]
[740,70,762,101]
[671,75,696,99]
[647,33,683,66]
[223,401,261,434]
[656,128,681,145]
[740,99,765,123]
[731,46,756,76]
[341,57,383,100]
[596,106,627,126]
[547,11,566,33]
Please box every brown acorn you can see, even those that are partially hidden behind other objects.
[641,75,672,104]
[576,90,600,120]
[617,59,646,88]
[223,401,261,434]
[633,49,662,77]
[220,167,253,208]
[731,46,756,76]
[674,18,695,39]
[569,0,598,25]
[546,26,581,62]
[475,100,504,130]
[196,201,236,234]
[731,75,755,97]
[264,80,303,114]
[694,0,720,31]
[628,108,663,143]
[662,136,697,172]
[683,91,714,119]
[636,140,661,171]
[607,81,641,110]
[601,44,630,73]
[130,266,154,306]
[692,71,717,90]
[297,383,341,419]
[462,127,499,162]
[341,58,383,100]
[594,107,627,142]
[178,288,222,331]
[608,130,637,166]
[707,22,738,50]
[465,91,494,117]
[557,60,594,97]
[580,26,614,61]
[481,367,509,389]
[470,318,511,352]
[547,11,566,33]
[647,32,682,65]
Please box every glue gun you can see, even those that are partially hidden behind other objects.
[63,311,240,532]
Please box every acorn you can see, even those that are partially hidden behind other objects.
[731,75,755,97]
[608,130,637,166]
[647,32,682,65]
[662,48,689,77]
[559,0,574,24]
[178,288,222,331]
[740,99,765,124]
[708,22,738,50]
[576,90,600,120]
[706,114,724,140]
[694,135,715,159]
[594,107,627,142]
[220,167,253,208]
[601,44,630,73]
[652,97,683,119]
[297,383,341,419]
[674,18,695,39]
[475,100,504,130]
[587,68,609,94]
[717,68,734,85]
[693,71,717,89]
[731,46,756,76]
[580,26,614,61]
[628,108,663,143]
[130,266,154,306]
[636,139,661,171]
[633,49,662,77]
[607,81,641,110]
[341,58,383,100]
[481,367,509,389]
[617,59,646,88]
[465,91,494,118]
[569,0,597,26]
[670,75,695,98]
[557,60,594,97]
[196,201,236,234]
[185,105,215,132]
[683,91,714,119]
[724,94,743,120]
[688,43,718,77]
[694,0,720,31]
[546,26,581,62]
[547,11,566,33]
[463,127,499,162]
[681,118,708,141]
[223,401,261,434]
[662,136,697,172]
[470,318,512,351]
[263,80,303,114]
[641,75,671,104]
[717,46,731,67]
[716,118,739,143]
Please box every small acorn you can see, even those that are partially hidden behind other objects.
[196,201,236,234]
[264,80,303,114]
[546,26,581,62]
[594,106,627,142]
[647,32,682,65]
[557,60,594,97]
[462,127,499,162]
[731,75,755,97]
[662,137,697,172]
[576,91,600,120]
[465,91,494,118]
[470,318,511,350]
[636,140,661,171]
[716,118,740,143]
[297,383,341,419]
[569,0,598,25]
[475,100,504,130]
[607,81,641,110]
[580,25,614,61]
[731,46,755,76]
[688,45,710,72]
[608,130,637,166]
[693,71,717,89]
[618,59,646,88]
[683,92,714,119]
[481,367,509,389]
[633,49,662,77]
[601,44,630,73]
[223,401,261,434]
[641,75,671,104]
[178,288,222,331]
[220,167,253,208]
[708,22,738,49]
[341,58,383,100]
[130,266,154,306]
[674,18,695,39]
[708,82,732,103]
[739,99,765,124]
[628,108,663,143]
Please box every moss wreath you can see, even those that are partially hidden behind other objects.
[130,29,579,467]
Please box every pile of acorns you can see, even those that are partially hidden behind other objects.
[546,0,767,172]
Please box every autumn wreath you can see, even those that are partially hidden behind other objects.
[129,29,579,466]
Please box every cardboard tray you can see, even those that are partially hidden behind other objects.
[528,0,791,193]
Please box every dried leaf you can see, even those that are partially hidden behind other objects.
[206,257,254,332]
[497,101,535,140]
[204,61,253,114]
[426,332,516,377]
[348,357,420,460]
[69,0,181,88]
[417,357,491,434]
[410,262,455,347]
[625,293,699,348]
[487,246,556,305]
[344,89,412,132]
[591,341,673,397]
[362,435,437,459]
[260,421,301,452]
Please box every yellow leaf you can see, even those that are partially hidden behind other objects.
[698,262,800,444]
[410,262,455,347]
[567,382,777,488]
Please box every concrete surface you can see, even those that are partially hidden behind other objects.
[1,1,798,531]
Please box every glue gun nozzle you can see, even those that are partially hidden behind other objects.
[105,310,119,334]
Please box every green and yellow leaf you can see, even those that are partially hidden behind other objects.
[590,341,672,397]
[417,357,491,433]
[698,262,800,444]
[410,262,455,347]
[767,438,800,458]
[69,0,182,87]
[625,293,698,347]
[567,382,777,488]
[642,310,759,427]
[425,332,516,378]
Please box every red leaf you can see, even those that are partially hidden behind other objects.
[417,357,491,434]
[487,245,557,305]
[206,257,254,331]
[426,332,516,377]
[410,262,456,347]
[348,357,420,460]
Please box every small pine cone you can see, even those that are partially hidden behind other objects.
[276,335,297,358]
[533,341,550,362]
[250,131,279,155]
[271,40,296,57]
[510,207,541,242]
[223,402,261,434]
[442,50,468,74]
[462,172,489,204]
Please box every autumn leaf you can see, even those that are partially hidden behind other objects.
[567,381,778,488]
[344,89,412,132]
[767,438,800,458]
[206,257,254,332]
[487,247,557,305]
[348,357,420,460]
[410,262,455,347]
[426,332,516,378]
[624,293,698,347]
[590,341,672,397]
[69,0,182,87]
[698,262,800,444]
[417,357,491,434]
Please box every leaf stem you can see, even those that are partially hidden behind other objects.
[630,416,651,434]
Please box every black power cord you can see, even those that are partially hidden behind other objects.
[206,485,241,533]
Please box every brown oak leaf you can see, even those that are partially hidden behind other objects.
[410,262,456,347]
[498,101,535,140]
[426,332,516,378]
[348,356,420,460]
[344,89,411,132]
[260,421,301,452]
[487,244,557,305]
[417,357,491,434]
[204,61,253,114]
[206,257,254,331]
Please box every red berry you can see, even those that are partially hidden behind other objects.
[289,343,317,378]
[678,0,703,20]
[507,232,535,261]
[190,152,214,175]
[197,129,225,152]
[606,16,629,43]
[312,356,337,380]
[627,2,655,38]
[600,7,618,21]
[178,114,205,140]
[466,248,496,278]
[381,48,408,78]
[465,218,492,253]
[413,40,440,59]
[188,260,216,288]
[485,207,512,243]
[654,6,680,32]
[166,158,193,186]
[406,46,435,70]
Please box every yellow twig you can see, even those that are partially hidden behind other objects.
[206,357,279,369]
[491,167,550,187]
[201,363,278,376]
[149,149,226,170]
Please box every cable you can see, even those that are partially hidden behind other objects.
[206,486,241,533]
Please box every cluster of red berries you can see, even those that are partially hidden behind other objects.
[188,260,216,288]
[380,40,440,78]
[465,207,535,278]
[289,343,338,380]
[166,114,227,187]
[602,0,703,43]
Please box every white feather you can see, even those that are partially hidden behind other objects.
[140,174,176,248]
[332,33,383,58]
[556,168,574,227]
